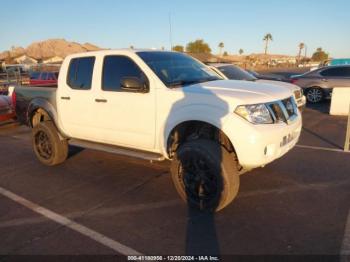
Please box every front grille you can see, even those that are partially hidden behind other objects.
[267,96,297,124]
[282,97,296,117]
[268,103,286,123]
[293,90,302,99]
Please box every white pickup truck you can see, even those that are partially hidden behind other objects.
[15,50,302,211]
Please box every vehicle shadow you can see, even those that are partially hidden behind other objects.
[68,145,85,159]
[305,101,330,114]
[185,208,220,255]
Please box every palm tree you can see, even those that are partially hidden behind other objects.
[218,42,224,56]
[263,33,273,55]
[298,42,305,62]
[239,48,244,55]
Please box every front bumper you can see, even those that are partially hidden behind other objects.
[222,113,302,170]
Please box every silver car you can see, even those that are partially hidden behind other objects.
[290,65,350,103]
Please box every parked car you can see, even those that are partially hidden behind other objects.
[290,65,350,103]
[29,71,59,86]
[0,86,16,122]
[209,64,306,110]
[15,50,301,212]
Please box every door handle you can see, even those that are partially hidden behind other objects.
[95,98,107,103]
[61,96,70,100]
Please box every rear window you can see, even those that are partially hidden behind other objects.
[67,57,95,90]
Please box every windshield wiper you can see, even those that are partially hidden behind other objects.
[168,77,220,88]
[168,80,200,88]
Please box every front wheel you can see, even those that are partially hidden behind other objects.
[170,139,240,212]
[306,87,324,103]
[32,121,68,166]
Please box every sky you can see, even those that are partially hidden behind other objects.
[1,0,350,57]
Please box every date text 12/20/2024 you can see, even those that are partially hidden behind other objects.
[127,256,220,261]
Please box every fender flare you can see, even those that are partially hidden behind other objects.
[28,98,68,138]
[160,104,231,158]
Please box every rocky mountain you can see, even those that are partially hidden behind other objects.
[0,39,101,61]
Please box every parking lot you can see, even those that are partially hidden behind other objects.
[0,102,349,259]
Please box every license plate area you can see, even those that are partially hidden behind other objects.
[280,132,296,147]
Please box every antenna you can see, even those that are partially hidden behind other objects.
[169,12,173,51]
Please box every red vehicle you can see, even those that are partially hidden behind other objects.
[29,72,59,86]
[0,88,16,122]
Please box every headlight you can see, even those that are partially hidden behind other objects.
[235,104,273,124]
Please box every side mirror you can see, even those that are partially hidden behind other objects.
[121,77,148,93]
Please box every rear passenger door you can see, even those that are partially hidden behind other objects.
[319,67,350,88]
[94,55,156,150]
[57,56,98,140]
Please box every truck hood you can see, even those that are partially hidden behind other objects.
[256,79,300,92]
[182,80,293,105]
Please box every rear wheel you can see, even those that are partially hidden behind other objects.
[32,121,68,166]
[306,87,324,103]
[170,139,239,212]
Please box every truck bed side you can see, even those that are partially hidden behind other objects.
[15,85,57,126]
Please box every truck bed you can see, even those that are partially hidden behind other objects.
[15,85,57,125]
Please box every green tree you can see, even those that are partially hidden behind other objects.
[263,33,273,55]
[239,48,244,55]
[298,43,305,62]
[186,39,211,54]
[311,47,329,62]
[223,51,228,56]
[218,42,224,56]
[172,45,184,52]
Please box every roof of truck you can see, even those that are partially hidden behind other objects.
[64,49,182,59]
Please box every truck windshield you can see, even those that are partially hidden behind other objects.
[137,51,222,87]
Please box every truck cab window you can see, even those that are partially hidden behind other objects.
[67,57,95,90]
[102,56,147,91]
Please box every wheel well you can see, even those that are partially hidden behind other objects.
[167,121,236,159]
[306,86,324,92]
[30,108,51,127]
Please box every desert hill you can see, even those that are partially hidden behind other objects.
[0,39,101,61]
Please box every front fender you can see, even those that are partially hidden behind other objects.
[160,104,231,157]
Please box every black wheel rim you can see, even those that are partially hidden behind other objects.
[178,153,220,209]
[34,131,53,160]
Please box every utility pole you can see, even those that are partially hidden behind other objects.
[304,44,307,59]
[169,12,173,51]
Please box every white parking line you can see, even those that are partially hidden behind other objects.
[341,210,350,261]
[0,199,181,228]
[0,186,142,256]
[296,144,348,153]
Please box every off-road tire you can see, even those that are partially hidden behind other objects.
[32,121,68,166]
[170,139,239,212]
